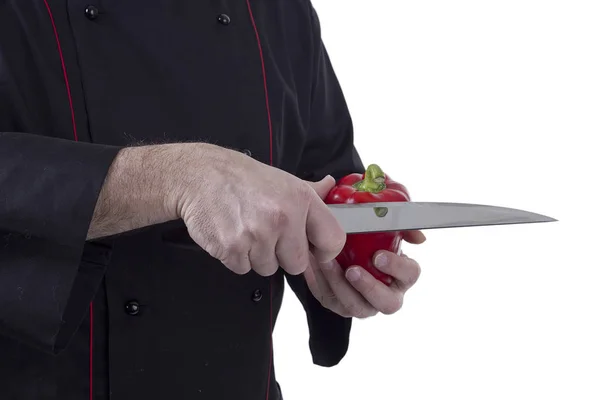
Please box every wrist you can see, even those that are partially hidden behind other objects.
[107,145,180,225]
[130,144,183,222]
[155,142,221,220]
[89,143,206,239]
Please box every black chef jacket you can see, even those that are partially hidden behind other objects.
[0,1,365,399]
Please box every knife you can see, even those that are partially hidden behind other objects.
[327,202,557,233]
[161,202,556,250]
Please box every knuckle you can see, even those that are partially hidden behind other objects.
[282,248,310,276]
[220,236,247,256]
[381,297,403,315]
[219,247,251,275]
[361,281,378,300]
[316,293,331,309]
[406,276,419,288]
[244,223,261,241]
[296,246,310,263]
[404,261,421,287]
[321,291,337,307]
[280,259,306,275]
[267,207,290,230]
[235,266,252,275]
[411,263,422,283]
[284,266,305,276]
[316,294,326,306]
[222,259,250,275]
[204,242,225,261]
[281,265,300,275]
[296,183,314,201]
[323,302,351,318]
[254,263,279,277]
[295,185,317,210]
[345,302,365,318]
[354,306,377,319]
[292,257,310,275]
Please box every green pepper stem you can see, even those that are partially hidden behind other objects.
[353,164,386,193]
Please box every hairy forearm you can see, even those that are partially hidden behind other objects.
[87,144,186,240]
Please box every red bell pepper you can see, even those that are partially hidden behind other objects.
[324,164,410,285]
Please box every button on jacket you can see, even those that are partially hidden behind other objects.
[0,1,364,399]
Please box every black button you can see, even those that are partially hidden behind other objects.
[217,14,231,25]
[242,149,252,157]
[251,289,262,302]
[125,300,140,316]
[85,5,99,20]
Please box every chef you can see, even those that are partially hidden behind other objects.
[0,1,425,399]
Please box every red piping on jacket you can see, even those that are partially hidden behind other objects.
[42,0,79,142]
[42,1,93,399]
[245,1,275,399]
[89,302,94,399]
[45,1,274,399]
[246,0,274,167]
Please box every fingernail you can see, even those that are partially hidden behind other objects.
[374,253,388,268]
[346,267,361,282]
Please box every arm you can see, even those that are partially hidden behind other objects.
[286,3,365,367]
[1,133,192,353]
[88,144,184,239]
[1,131,343,354]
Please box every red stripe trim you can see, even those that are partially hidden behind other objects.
[266,279,274,400]
[89,302,94,399]
[42,0,79,142]
[42,2,92,399]
[246,0,274,166]
[245,1,274,399]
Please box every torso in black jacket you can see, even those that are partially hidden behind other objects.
[0,1,364,399]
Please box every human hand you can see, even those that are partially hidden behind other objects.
[173,144,345,276]
[304,230,426,318]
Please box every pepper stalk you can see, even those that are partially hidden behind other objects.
[353,164,389,217]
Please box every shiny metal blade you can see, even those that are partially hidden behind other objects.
[327,202,557,234]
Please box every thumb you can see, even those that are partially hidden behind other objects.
[306,175,336,200]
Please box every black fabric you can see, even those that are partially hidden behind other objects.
[0,133,120,353]
[0,0,363,399]
[286,6,364,368]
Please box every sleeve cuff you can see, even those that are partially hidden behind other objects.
[0,132,122,353]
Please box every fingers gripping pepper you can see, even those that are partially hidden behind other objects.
[325,164,410,285]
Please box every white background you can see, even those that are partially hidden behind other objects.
[274,1,600,399]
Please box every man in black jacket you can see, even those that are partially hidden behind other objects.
[0,1,425,399]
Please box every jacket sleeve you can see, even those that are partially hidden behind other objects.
[0,131,122,354]
[285,3,366,368]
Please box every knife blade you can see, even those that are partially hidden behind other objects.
[327,202,557,234]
